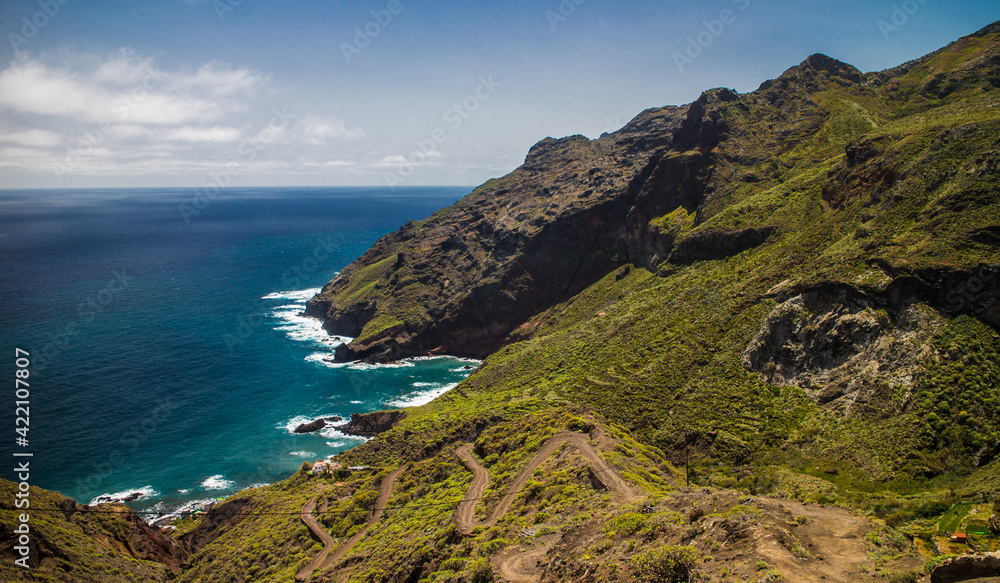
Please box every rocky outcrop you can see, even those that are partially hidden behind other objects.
[668,226,777,265]
[742,286,943,412]
[293,417,342,434]
[743,258,1000,414]
[120,508,189,568]
[0,480,193,580]
[337,410,407,438]
[930,553,1000,583]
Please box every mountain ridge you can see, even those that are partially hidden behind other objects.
[306,21,1000,366]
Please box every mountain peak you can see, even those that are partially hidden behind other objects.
[799,53,862,79]
[757,53,862,94]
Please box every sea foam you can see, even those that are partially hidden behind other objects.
[261,288,324,301]
[262,289,352,350]
[201,475,235,490]
[90,486,159,506]
[385,382,460,408]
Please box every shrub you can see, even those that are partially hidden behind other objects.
[630,545,700,583]
[481,538,510,555]
[353,489,379,510]
[888,571,919,583]
[721,505,761,521]
[440,557,466,571]
[603,512,649,537]
[468,557,493,583]
[566,416,592,432]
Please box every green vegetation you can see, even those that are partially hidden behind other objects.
[630,545,700,583]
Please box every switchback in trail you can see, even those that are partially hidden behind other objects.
[453,431,642,535]
[453,431,644,581]
[295,467,405,582]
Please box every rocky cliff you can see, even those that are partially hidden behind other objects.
[308,21,1000,367]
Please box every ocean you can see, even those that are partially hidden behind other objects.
[0,187,475,518]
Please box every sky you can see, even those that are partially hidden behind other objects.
[0,0,997,189]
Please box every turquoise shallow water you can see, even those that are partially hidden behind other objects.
[0,187,473,517]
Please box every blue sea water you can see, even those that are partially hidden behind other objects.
[0,187,474,517]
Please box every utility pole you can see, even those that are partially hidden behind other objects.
[685,436,690,488]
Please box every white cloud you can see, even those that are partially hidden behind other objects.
[300,116,363,144]
[0,60,106,118]
[93,50,158,85]
[0,50,282,182]
[109,124,155,139]
[375,155,409,167]
[175,63,266,97]
[0,50,470,187]
[0,52,262,125]
[0,129,63,147]
[162,126,242,143]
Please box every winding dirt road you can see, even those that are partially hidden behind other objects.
[454,432,641,581]
[454,431,640,535]
[295,467,404,582]
[295,496,336,581]
[497,534,559,583]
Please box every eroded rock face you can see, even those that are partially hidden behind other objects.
[930,553,1000,583]
[337,410,407,438]
[742,287,943,412]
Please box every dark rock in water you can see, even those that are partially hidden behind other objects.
[463,365,473,370]
[123,492,143,503]
[338,410,406,437]
[323,416,343,423]
[293,419,327,434]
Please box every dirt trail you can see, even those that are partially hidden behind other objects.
[295,467,405,582]
[756,499,875,583]
[454,432,643,582]
[454,431,641,535]
[295,496,337,581]
[498,534,559,583]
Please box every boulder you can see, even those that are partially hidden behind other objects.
[293,419,327,434]
[930,553,1000,583]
